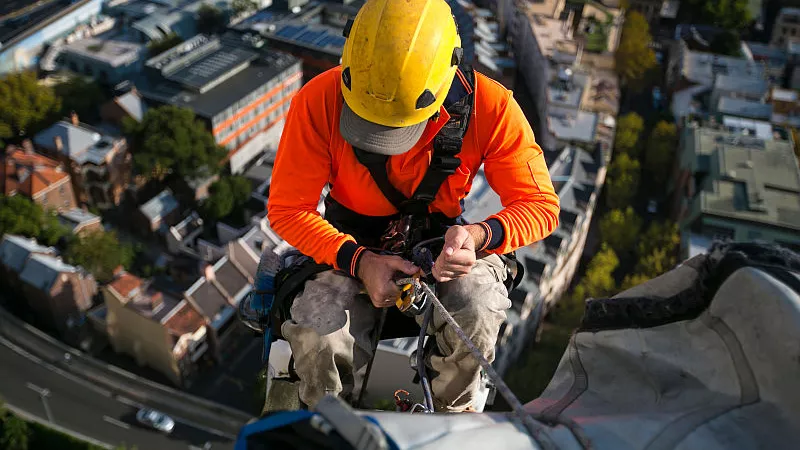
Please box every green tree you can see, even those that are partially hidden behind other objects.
[1,414,30,450]
[147,33,183,57]
[637,221,680,259]
[125,106,226,180]
[634,246,675,278]
[614,112,645,156]
[644,121,678,188]
[0,195,45,238]
[621,273,651,290]
[572,244,619,301]
[605,153,640,209]
[39,212,70,247]
[232,0,260,14]
[202,175,253,221]
[197,4,227,34]
[615,12,657,87]
[681,0,750,30]
[64,230,133,283]
[53,77,107,123]
[600,207,643,255]
[709,30,742,56]
[0,72,61,144]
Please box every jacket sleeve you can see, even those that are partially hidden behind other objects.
[478,89,560,254]
[267,79,365,275]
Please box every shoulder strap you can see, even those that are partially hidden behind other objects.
[352,65,476,216]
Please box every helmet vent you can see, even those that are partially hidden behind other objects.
[343,19,354,38]
[451,48,463,66]
[416,90,436,109]
[342,67,352,90]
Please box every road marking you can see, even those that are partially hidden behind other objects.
[103,416,130,430]
[25,382,48,396]
[0,336,44,363]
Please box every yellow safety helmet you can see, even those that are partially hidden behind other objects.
[339,0,463,155]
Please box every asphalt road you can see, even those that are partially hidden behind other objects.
[0,336,235,450]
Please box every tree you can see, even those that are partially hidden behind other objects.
[125,106,226,180]
[644,121,678,188]
[709,30,742,57]
[637,221,680,259]
[232,0,259,14]
[605,153,640,209]
[197,4,227,35]
[53,77,107,123]
[621,273,651,290]
[202,175,253,221]
[147,33,183,57]
[600,207,643,255]
[0,72,61,144]
[1,414,29,450]
[38,212,70,247]
[681,0,750,30]
[614,112,644,156]
[0,195,45,238]
[615,12,657,87]
[572,244,619,301]
[64,230,133,283]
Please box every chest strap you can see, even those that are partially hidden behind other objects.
[353,65,475,216]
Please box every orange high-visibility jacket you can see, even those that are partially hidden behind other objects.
[268,67,560,276]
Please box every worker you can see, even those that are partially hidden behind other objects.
[267,0,560,412]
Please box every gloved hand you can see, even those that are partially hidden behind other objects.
[432,225,485,282]
[357,252,419,308]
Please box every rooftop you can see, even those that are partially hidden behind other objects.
[58,208,101,232]
[142,36,299,118]
[528,14,580,65]
[679,44,766,86]
[716,97,773,121]
[262,21,347,56]
[62,37,144,67]
[139,189,179,223]
[19,253,81,292]
[161,300,204,337]
[687,126,800,231]
[108,272,182,322]
[0,234,56,273]
[1,145,69,198]
[184,256,253,326]
[771,88,798,103]
[115,90,148,122]
[33,120,122,165]
[713,75,768,98]
[548,106,598,143]
[547,68,589,109]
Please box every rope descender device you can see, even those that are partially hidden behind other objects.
[394,273,430,316]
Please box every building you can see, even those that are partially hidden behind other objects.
[0,235,97,335]
[104,271,209,386]
[0,0,104,75]
[461,144,607,374]
[100,88,149,127]
[771,8,800,47]
[59,36,145,85]
[1,142,77,211]
[233,0,360,81]
[106,0,243,43]
[672,121,800,256]
[668,41,768,123]
[140,34,302,174]
[33,115,130,208]
[137,189,181,234]
[769,87,800,128]
[183,246,257,360]
[58,207,102,235]
[743,41,788,84]
[624,0,679,26]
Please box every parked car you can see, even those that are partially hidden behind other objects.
[136,408,175,434]
[647,199,658,214]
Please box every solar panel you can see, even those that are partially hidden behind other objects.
[276,24,305,38]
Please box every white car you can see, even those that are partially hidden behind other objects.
[136,408,175,434]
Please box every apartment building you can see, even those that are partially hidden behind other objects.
[33,114,130,208]
[104,271,209,386]
[673,120,800,256]
[141,34,302,174]
[771,8,800,47]
[1,142,77,211]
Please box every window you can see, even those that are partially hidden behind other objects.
[60,185,65,195]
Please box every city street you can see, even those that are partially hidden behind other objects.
[0,336,235,450]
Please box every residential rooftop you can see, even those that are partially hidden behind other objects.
[713,74,768,98]
[1,145,69,198]
[548,106,598,144]
[717,98,773,121]
[140,189,179,223]
[20,253,82,292]
[547,68,589,109]
[527,13,580,65]
[33,120,122,165]
[62,37,144,67]
[686,126,800,231]
[0,234,56,273]
[115,90,148,122]
[678,43,766,86]
[108,272,183,322]
[58,208,101,232]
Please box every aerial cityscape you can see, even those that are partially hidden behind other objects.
[0,0,799,448]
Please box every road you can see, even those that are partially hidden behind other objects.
[0,336,235,450]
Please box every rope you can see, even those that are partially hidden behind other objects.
[419,283,561,450]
